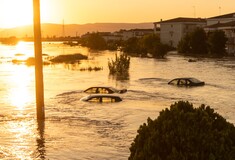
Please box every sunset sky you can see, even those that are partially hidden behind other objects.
[0,0,234,28]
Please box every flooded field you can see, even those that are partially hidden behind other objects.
[0,42,234,159]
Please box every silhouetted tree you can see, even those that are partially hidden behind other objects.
[208,30,228,57]
[139,34,169,58]
[123,34,170,58]
[177,33,191,54]
[122,37,141,54]
[129,101,235,160]
[86,33,107,50]
[78,32,107,50]
[190,28,208,54]
[139,34,160,56]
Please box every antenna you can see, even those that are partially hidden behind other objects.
[219,6,221,15]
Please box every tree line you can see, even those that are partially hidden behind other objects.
[178,28,228,57]
[78,28,228,58]
[78,32,172,58]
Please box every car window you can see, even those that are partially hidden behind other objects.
[186,80,191,85]
[97,88,109,94]
[85,88,97,93]
[102,97,113,102]
[179,79,187,85]
[170,79,178,85]
[88,97,100,102]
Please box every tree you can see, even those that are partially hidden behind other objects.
[190,28,208,54]
[122,37,141,54]
[177,33,191,54]
[81,32,107,50]
[208,30,228,57]
[177,28,208,55]
[139,34,160,56]
[123,34,170,58]
[139,34,169,58]
[129,101,235,160]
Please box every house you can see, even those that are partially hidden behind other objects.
[154,18,206,48]
[205,13,235,55]
[98,32,122,42]
[206,12,235,26]
[114,29,155,41]
[81,29,155,42]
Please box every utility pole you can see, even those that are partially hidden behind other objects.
[33,0,45,120]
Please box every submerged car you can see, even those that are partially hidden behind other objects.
[83,86,127,94]
[80,94,122,103]
[168,78,205,86]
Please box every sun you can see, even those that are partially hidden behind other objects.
[0,0,33,28]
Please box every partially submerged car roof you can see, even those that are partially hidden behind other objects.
[168,77,205,86]
[80,94,123,102]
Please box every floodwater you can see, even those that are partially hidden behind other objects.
[0,42,234,159]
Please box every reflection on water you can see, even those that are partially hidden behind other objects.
[0,119,35,159]
[7,65,34,109]
[109,72,130,81]
[36,120,46,159]
[0,119,46,159]
[0,42,234,159]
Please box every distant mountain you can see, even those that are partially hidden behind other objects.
[0,23,154,38]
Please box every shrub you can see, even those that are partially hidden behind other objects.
[129,101,235,160]
[108,53,130,75]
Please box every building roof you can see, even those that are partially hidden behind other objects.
[119,28,153,32]
[208,12,235,19]
[205,21,235,28]
[157,17,206,23]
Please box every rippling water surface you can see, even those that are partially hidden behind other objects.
[0,42,234,159]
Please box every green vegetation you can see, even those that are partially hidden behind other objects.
[108,53,130,76]
[129,101,235,160]
[122,34,171,58]
[78,32,107,50]
[178,28,228,57]
[78,33,171,58]
[208,30,228,57]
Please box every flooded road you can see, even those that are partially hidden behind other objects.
[0,42,234,159]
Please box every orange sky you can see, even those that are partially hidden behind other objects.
[0,0,234,28]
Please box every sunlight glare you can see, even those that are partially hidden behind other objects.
[15,41,34,57]
[6,120,35,159]
[0,0,33,28]
[8,66,34,110]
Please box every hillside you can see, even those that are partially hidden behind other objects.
[0,23,154,38]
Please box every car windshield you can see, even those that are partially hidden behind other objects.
[169,79,178,85]
[189,78,201,83]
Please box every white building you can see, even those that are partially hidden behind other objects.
[154,18,206,48]
[207,12,235,26]
[114,29,155,41]
[205,13,235,55]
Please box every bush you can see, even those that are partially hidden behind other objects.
[108,53,130,75]
[129,101,235,160]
